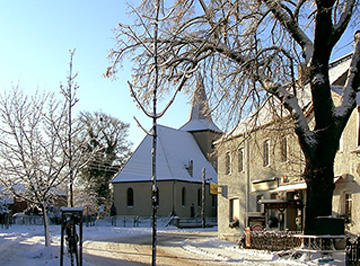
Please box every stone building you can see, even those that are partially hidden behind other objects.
[112,77,222,218]
[216,54,359,241]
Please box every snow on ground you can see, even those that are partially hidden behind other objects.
[181,235,345,265]
[0,219,346,265]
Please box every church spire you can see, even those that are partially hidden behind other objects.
[180,74,221,132]
[189,74,209,121]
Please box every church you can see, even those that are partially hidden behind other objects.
[112,77,222,218]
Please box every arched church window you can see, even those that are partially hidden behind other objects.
[197,189,202,206]
[181,187,186,206]
[127,188,134,207]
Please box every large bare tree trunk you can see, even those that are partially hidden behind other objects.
[300,124,339,234]
[304,163,335,234]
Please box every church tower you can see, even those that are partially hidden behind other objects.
[180,74,222,169]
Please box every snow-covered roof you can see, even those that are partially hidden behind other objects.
[180,118,221,132]
[112,125,217,183]
[228,54,352,138]
[0,187,14,204]
[180,74,222,133]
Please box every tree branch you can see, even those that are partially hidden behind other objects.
[262,0,314,62]
[334,31,360,120]
[331,0,355,48]
[128,81,155,118]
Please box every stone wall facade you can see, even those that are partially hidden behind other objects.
[113,180,217,218]
[217,100,360,240]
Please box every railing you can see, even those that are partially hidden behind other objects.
[240,230,347,255]
[346,235,360,265]
[240,231,302,251]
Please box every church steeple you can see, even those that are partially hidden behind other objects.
[180,74,221,133]
[189,74,209,121]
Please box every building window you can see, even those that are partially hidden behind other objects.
[229,198,240,222]
[225,152,231,175]
[197,189,202,207]
[280,136,288,162]
[127,188,134,207]
[338,134,343,152]
[238,148,244,172]
[212,195,216,207]
[344,193,352,223]
[263,140,270,167]
[181,187,186,206]
[256,194,263,213]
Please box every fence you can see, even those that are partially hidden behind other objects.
[242,231,302,251]
[240,229,352,262]
[346,236,360,265]
[12,214,44,225]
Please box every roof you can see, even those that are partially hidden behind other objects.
[0,184,26,205]
[0,187,14,205]
[227,54,353,138]
[112,125,217,183]
[180,74,222,133]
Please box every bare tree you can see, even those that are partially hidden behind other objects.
[0,52,89,248]
[58,49,90,208]
[108,0,360,234]
[0,88,67,246]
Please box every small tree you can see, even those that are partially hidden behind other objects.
[0,88,67,246]
[58,49,91,208]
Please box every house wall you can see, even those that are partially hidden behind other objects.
[333,106,360,234]
[9,198,27,214]
[217,121,305,240]
[217,101,360,240]
[113,180,217,218]
[217,137,248,240]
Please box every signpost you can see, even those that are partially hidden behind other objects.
[60,207,83,266]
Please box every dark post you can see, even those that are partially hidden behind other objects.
[151,1,160,265]
[202,168,206,228]
[60,224,64,266]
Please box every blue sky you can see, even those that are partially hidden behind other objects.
[0,0,191,149]
[0,1,356,149]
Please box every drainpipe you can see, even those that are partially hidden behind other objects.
[172,181,175,215]
[245,134,251,227]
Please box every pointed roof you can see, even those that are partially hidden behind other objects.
[112,125,217,183]
[180,74,222,132]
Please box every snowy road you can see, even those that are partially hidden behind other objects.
[81,231,310,265]
[83,231,227,265]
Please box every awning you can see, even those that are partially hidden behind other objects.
[252,176,277,184]
[269,176,342,193]
[269,182,306,193]
[258,199,288,204]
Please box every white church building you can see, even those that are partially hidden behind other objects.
[112,77,222,218]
